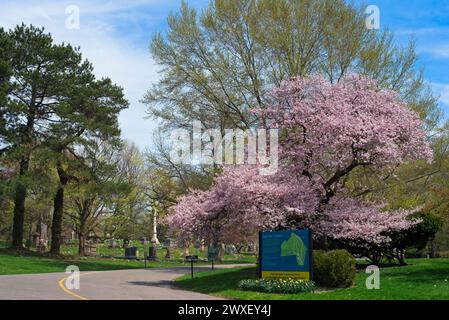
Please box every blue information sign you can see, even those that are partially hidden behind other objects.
[259,229,312,280]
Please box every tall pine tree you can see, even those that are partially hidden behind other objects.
[0,24,128,250]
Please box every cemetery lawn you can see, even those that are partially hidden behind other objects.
[0,250,168,275]
[175,258,449,300]
[0,244,256,275]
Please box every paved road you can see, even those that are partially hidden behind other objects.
[0,265,250,300]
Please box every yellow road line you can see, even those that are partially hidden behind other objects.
[58,272,97,300]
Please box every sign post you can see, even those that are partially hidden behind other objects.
[207,245,219,270]
[259,229,312,281]
[185,255,199,279]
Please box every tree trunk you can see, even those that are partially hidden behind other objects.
[27,223,33,248]
[165,247,172,260]
[50,164,69,255]
[50,186,64,254]
[78,216,87,256]
[12,183,26,249]
[78,232,85,256]
[11,158,29,249]
[430,238,437,258]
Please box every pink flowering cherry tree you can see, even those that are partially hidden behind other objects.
[167,74,432,258]
[257,74,432,206]
[166,166,318,247]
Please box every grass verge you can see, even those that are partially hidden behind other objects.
[175,258,449,300]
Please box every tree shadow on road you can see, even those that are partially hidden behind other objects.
[128,280,187,290]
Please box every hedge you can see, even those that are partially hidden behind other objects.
[313,249,356,288]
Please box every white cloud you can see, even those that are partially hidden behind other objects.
[0,0,170,149]
[430,44,449,58]
[436,85,449,106]
[417,40,449,59]
[395,27,449,37]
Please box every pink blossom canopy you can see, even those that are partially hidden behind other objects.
[167,75,432,247]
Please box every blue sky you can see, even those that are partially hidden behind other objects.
[1,0,448,149]
[369,0,449,110]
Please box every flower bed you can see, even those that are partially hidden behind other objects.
[238,278,316,294]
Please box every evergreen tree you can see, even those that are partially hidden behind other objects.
[0,24,128,250]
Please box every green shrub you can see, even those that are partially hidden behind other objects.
[313,249,356,288]
[238,278,315,294]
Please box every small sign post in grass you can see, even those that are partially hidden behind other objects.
[207,245,219,271]
[185,255,199,279]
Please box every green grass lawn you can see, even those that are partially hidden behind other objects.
[0,250,175,275]
[0,242,256,275]
[0,239,256,265]
[175,258,449,300]
[57,241,256,264]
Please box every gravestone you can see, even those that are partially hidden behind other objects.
[148,245,158,261]
[225,244,237,255]
[247,242,256,253]
[124,246,138,259]
[108,239,117,249]
[85,242,98,256]
[123,237,130,248]
[63,236,72,245]
[208,245,219,262]
[163,238,177,248]
[162,239,172,259]
[140,237,148,245]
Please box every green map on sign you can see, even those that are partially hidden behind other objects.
[281,233,307,265]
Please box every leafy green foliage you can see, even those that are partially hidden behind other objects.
[313,250,356,288]
[389,212,442,252]
[334,212,443,264]
[144,1,444,254]
[146,0,439,134]
[0,24,128,250]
